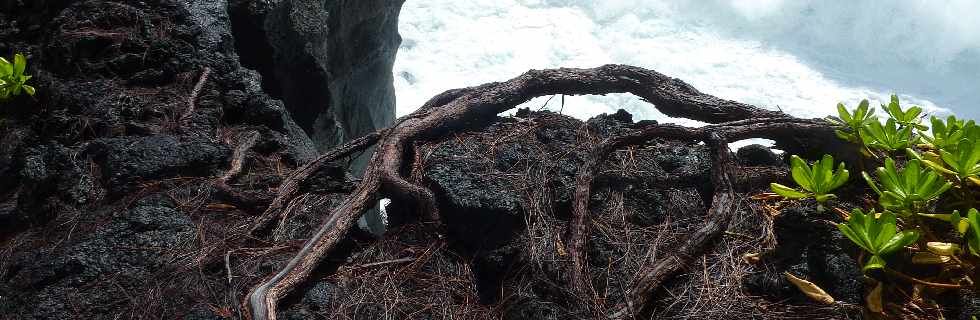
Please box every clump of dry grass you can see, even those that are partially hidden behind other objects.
[296,223,494,319]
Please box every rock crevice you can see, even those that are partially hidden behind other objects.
[228,0,403,157]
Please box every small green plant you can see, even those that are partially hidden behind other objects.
[920,115,974,152]
[0,53,36,102]
[861,118,916,152]
[776,95,980,314]
[829,99,877,143]
[951,209,980,257]
[770,154,849,204]
[917,138,980,187]
[862,158,951,216]
[837,208,920,271]
[882,94,927,131]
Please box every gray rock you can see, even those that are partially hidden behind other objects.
[737,144,783,166]
[179,0,320,164]
[226,0,405,234]
[227,0,403,156]
[90,134,230,196]
[743,203,864,305]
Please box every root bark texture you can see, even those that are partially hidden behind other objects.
[244,65,838,320]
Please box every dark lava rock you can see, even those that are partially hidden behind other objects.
[2,196,195,319]
[472,239,524,303]
[651,140,712,178]
[426,138,524,254]
[279,281,340,319]
[227,0,405,234]
[228,0,403,159]
[586,109,636,137]
[737,144,783,166]
[743,203,863,305]
[11,143,101,225]
[179,0,319,164]
[955,289,980,320]
[89,134,230,196]
[625,187,705,227]
[0,0,405,318]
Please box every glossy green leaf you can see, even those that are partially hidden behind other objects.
[770,183,809,199]
[830,99,877,144]
[883,94,927,130]
[937,138,980,181]
[922,116,972,151]
[0,57,11,76]
[861,119,915,152]
[838,209,918,271]
[12,53,25,78]
[784,154,848,203]
[965,209,980,257]
[0,53,36,102]
[864,158,951,215]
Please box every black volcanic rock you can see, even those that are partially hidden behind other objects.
[743,203,863,306]
[737,143,783,166]
[0,0,401,318]
[228,0,403,156]
[89,134,231,196]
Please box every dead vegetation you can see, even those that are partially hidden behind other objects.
[240,65,850,319]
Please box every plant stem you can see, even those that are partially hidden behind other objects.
[885,268,965,289]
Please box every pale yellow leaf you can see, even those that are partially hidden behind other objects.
[911,252,951,264]
[926,242,961,256]
[784,272,835,305]
[866,282,884,313]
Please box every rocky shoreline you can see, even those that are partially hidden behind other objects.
[1,1,977,319]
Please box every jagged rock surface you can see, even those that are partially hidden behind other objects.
[227,0,403,155]
[0,0,397,318]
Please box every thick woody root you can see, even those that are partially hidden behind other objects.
[249,131,383,234]
[567,125,704,301]
[245,64,836,320]
[610,133,735,319]
[245,85,481,235]
[565,117,836,305]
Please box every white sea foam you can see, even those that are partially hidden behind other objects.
[394,1,976,126]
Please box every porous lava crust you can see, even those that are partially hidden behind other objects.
[3,1,976,320]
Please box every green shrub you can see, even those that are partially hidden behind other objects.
[862,158,951,216]
[783,94,980,314]
[837,208,919,271]
[882,94,927,130]
[829,99,877,144]
[920,115,974,151]
[861,118,916,152]
[917,138,980,186]
[0,53,36,102]
[770,154,849,204]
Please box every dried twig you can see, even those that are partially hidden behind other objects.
[181,67,211,124]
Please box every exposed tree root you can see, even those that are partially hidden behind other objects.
[568,125,704,302]
[181,67,211,124]
[220,130,260,184]
[609,133,734,319]
[249,131,383,234]
[569,117,840,317]
[211,130,266,212]
[244,65,838,320]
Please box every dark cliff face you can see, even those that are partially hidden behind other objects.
[0,0,401,318]
[4,1,971,319]
[228,0,403,157]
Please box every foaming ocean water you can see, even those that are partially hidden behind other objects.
[394,1,978,124]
